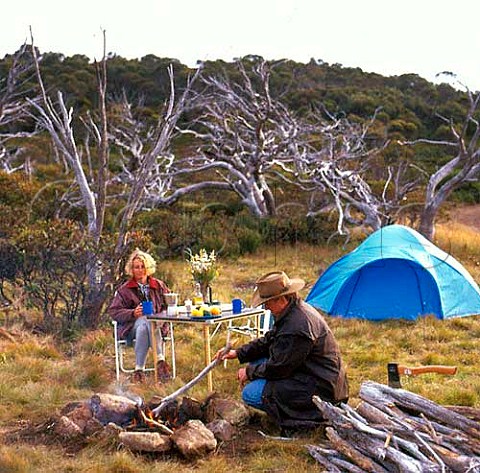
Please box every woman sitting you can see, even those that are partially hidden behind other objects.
[108,248,171,383]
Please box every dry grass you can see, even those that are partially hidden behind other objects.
[1,222,480,472]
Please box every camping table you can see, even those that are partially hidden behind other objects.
[148,306,266,391]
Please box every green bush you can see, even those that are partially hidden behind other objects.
[236,227,262,255]
[12,219,96,333]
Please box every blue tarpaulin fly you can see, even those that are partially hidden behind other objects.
[306,224,480,321]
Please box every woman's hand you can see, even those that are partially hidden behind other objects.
[214,348,237,361]
[133,304,143,319]
[237,367,248,386]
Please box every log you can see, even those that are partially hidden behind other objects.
[359,383,480,456]
[305,445,344,473]
[313,397,430,463]
[325,426,388,473]
[330,456,378,473]
[431,444,480,473]
[360,382,480,439]
[358,398,480,457]
[355,401,398,429]
[446,405,480,423]
[313,396,441,472]
[308,383,480,473]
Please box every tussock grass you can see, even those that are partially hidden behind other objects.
[1,226,480,471]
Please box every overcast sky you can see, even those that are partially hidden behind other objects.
[2,0,480,90]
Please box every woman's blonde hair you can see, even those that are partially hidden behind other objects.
[125,248,156,277]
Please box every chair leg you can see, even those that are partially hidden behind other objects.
[114,321,174,380]
[118,342,132,374]
[113,324,121,382]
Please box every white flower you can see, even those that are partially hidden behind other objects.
[186,248,218,284]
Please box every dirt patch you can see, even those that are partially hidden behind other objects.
[450,204,480,232]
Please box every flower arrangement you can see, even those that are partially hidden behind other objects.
[186,248,219,286]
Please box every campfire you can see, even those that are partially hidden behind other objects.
[53,391,250,458]
[126,404,174,435]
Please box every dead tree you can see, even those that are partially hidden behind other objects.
[168,60,405,236]
[400,78,480,240]
[28,30,199,328]
[0,43,37,175]
[164,59,308,217]
[294,109,397,236]
[108,62,201,256]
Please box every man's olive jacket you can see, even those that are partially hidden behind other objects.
[237,298,349,427]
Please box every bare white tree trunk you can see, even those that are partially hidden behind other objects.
[0,44,37,173]
[28,31,199,327]
[168,59,307,217]
[109,64,201,264]
[401,85,480,240]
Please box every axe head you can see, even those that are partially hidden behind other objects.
[387,362,458,388]
[387,362,402,388]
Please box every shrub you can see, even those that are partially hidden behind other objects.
[236,227,262,255]
[12,219,96,333]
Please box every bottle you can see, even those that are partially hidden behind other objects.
[192,283,204,306]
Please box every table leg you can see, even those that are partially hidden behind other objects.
[203,325,213,391]
[151,320,158,383]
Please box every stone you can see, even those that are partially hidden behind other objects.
[83,417,104,437]
[62,402,93,431]
[205,397,250,426]
[206,419,236,442]
[178,396,204,423]
[171,419,217,458]
[89,393,137,426]
[54,415,82,439]
[95,422,124,443]
[119,431,172,453]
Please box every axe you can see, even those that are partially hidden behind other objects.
[387,362,457,388]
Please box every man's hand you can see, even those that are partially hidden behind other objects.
[237,367,248,386]
[214,348,237,361]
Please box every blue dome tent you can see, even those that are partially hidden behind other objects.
[306,224,480,321]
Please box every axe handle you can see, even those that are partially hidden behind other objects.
[398,365,457,376]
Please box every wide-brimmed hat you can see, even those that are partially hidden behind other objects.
[251,271,305,307]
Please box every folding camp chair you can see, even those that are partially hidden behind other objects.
[226,309,273,339]
[112,320,176,381]
[223,310,272,367]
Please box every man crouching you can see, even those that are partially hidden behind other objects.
[216,271,348,433]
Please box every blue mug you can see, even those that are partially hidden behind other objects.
[142,300,154,316]
[232,298,246,314]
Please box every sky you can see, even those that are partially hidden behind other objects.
[2,0,480,91]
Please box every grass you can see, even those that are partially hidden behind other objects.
[1,222,480,471]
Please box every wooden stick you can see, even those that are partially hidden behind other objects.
[258,430,295,442]
[151,343,231,417]
[136,406,174,435]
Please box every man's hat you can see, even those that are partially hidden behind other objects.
[251,271,305,307]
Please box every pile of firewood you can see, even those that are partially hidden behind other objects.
[307,381,480,472]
